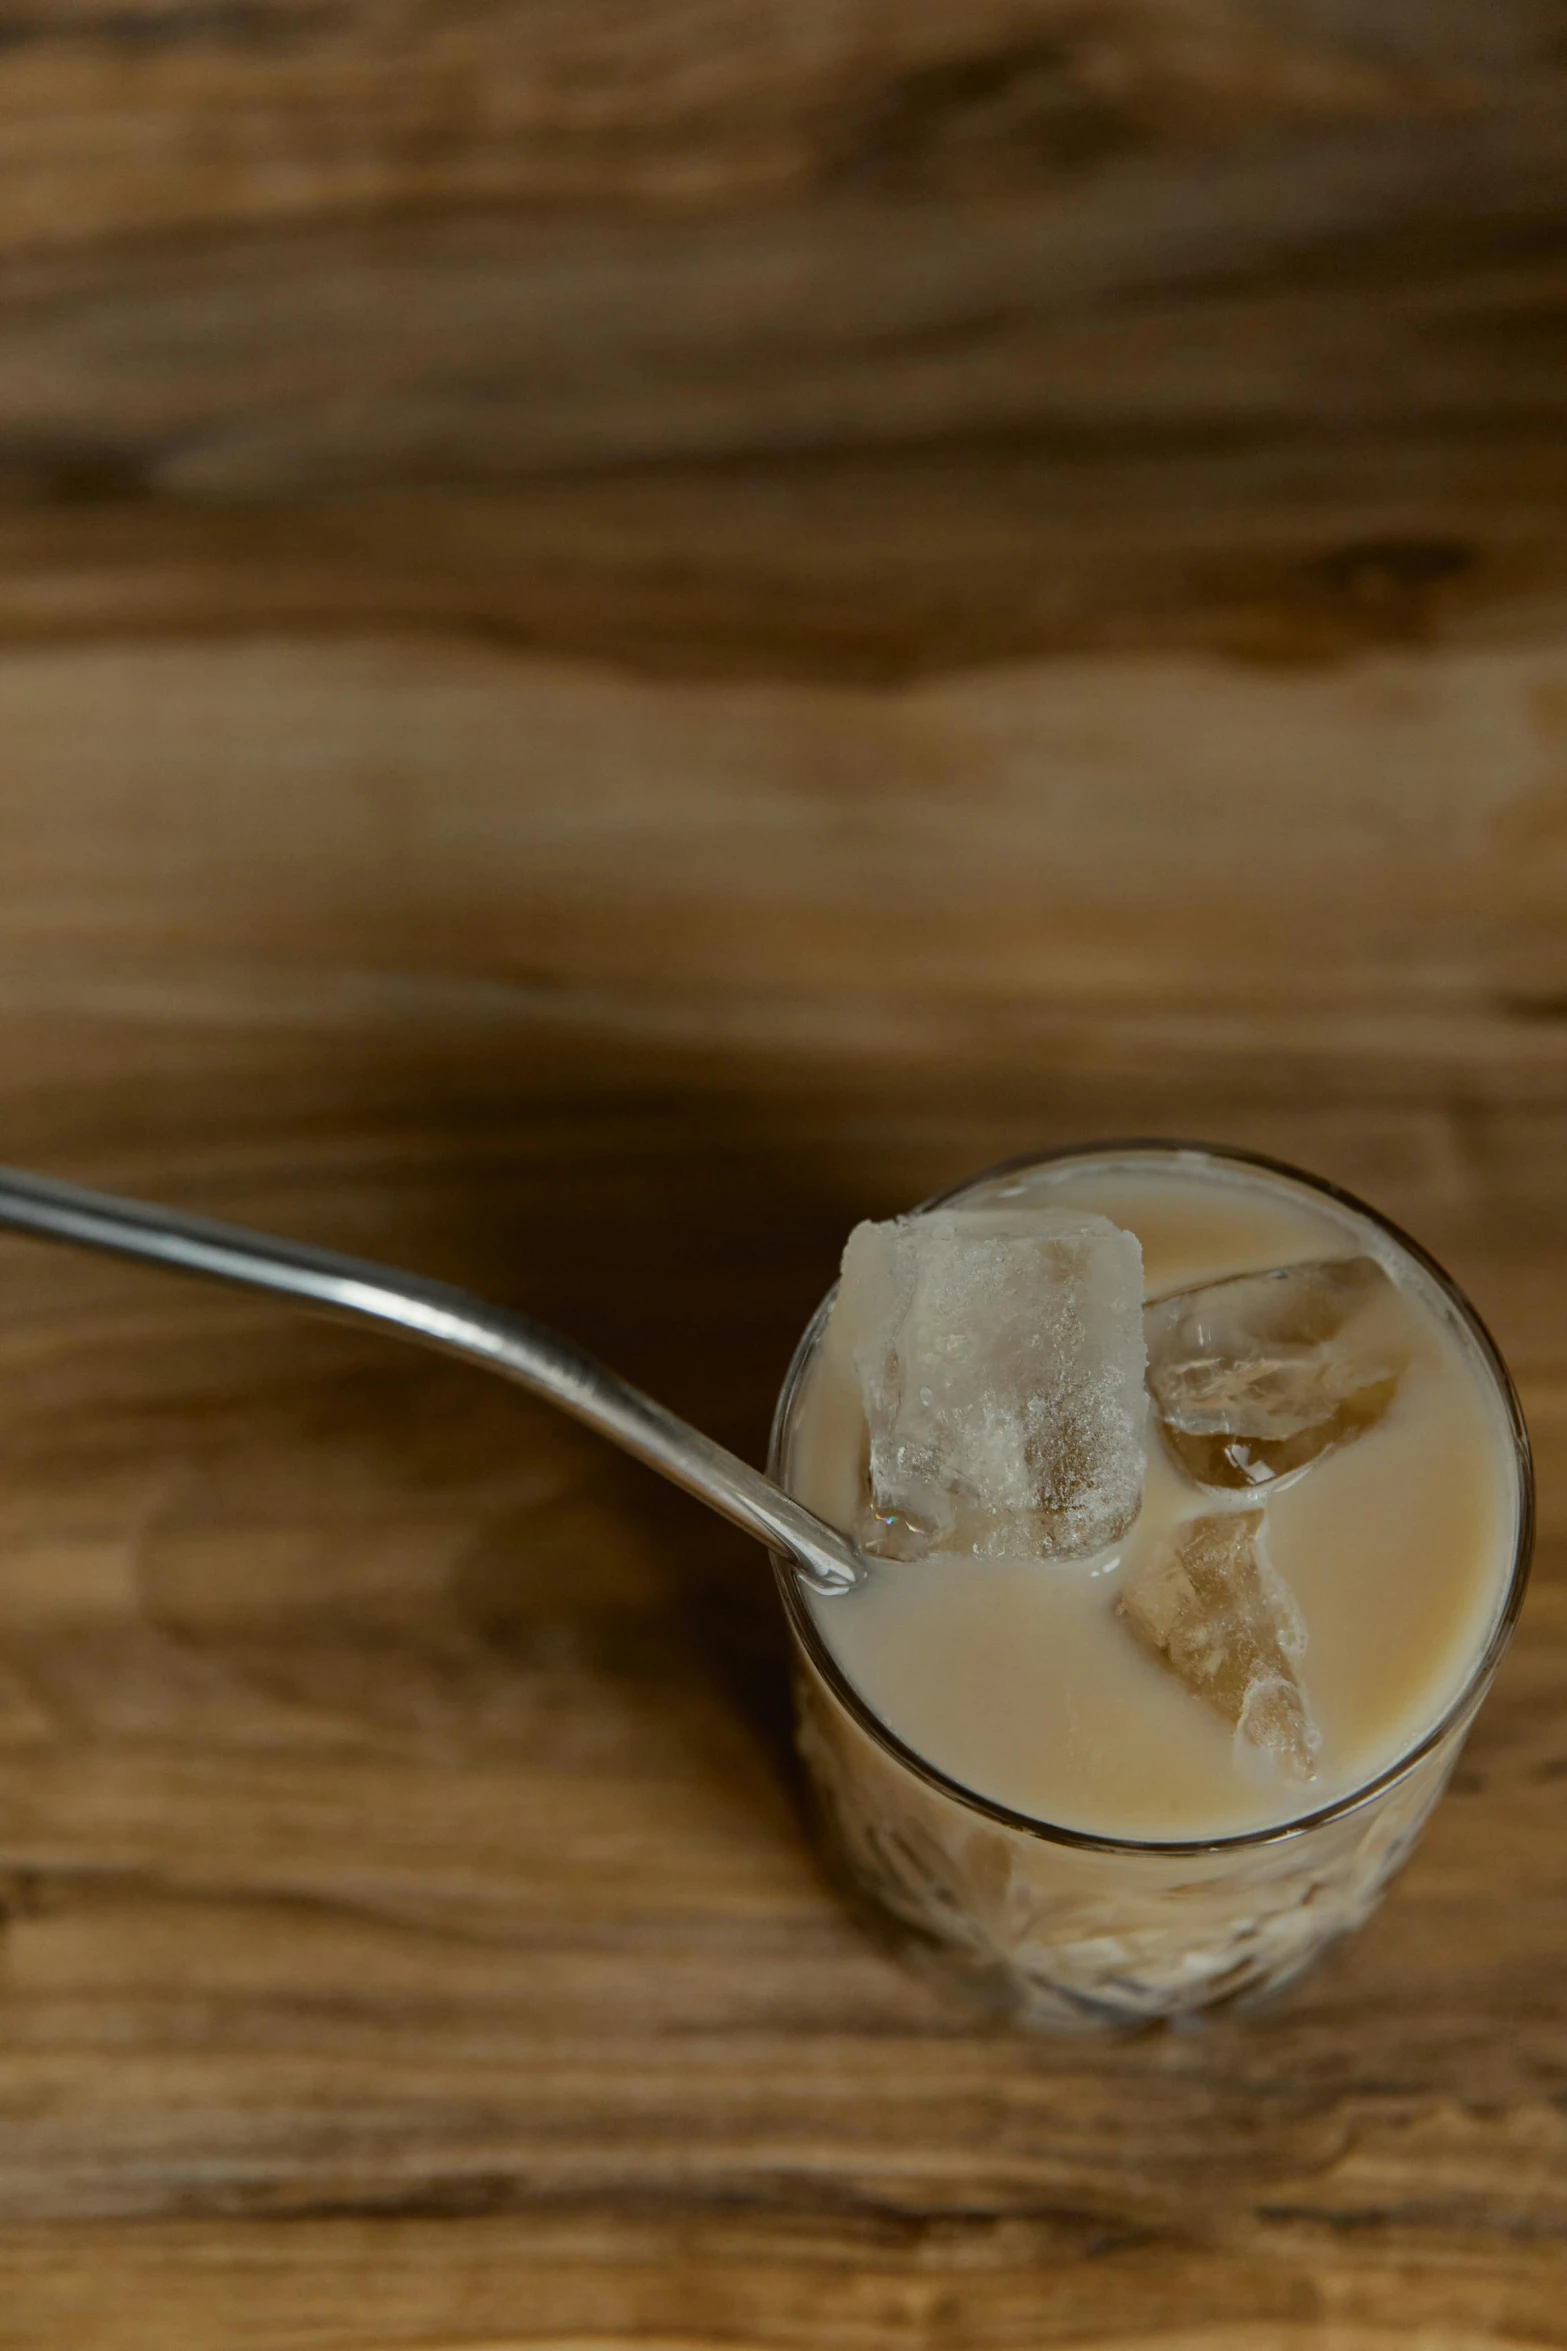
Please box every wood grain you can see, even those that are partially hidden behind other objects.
[0,632,1564,2349]
[0,3,1566,2346]
[1,1,1566,677]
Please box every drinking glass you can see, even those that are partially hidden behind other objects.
[767,1142,1533,2030]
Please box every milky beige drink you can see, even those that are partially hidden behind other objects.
[769,1145,1531,2027]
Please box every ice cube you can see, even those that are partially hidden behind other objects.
[834,1207,1147,1562]
[1116,1509,1318,1779]
[1145,1255,1401,1490]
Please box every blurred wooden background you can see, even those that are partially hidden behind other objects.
[1,3,1566,2346]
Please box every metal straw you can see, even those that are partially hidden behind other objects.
[0,1163,865,1595]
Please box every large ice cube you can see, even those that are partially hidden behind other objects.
[834,1207,1147,1562]
[1145,1255,1401,1491]
[1117,1509,1318,1778]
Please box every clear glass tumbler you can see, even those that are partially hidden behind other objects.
[768,1142,1534,2031]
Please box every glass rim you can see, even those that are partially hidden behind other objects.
[767,1136,1535,1861]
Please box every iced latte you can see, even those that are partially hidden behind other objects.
[770,1144,1531,2028]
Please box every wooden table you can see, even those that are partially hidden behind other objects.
[1,4,1565,2344]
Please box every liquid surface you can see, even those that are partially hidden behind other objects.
[787,1151,1522,1840]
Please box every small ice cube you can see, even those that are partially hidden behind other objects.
[1145,1255,1401,1491]
[833,1207,1147,1562]
[1116,1509,1318,1779]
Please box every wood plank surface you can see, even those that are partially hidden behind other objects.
[1,4,1566,2347]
